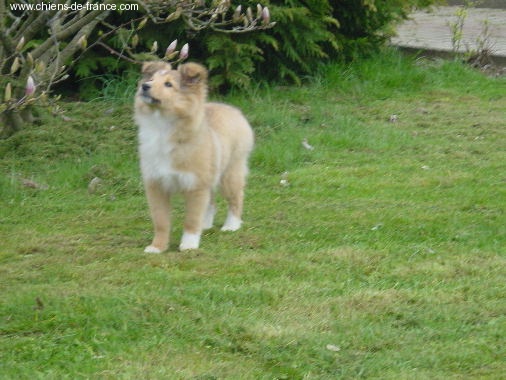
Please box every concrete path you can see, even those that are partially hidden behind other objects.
[391,6,506,65]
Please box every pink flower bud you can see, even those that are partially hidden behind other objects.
[25,76,36,96]
[262,7,270,25]
[166,39,177,56]
[179,43,189,60]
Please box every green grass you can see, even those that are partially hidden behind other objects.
[1,50,505,379]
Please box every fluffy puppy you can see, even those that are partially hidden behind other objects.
[134,61,254,252]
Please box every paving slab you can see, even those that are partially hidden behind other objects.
[391,6,506,65]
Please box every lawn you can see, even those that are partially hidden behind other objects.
[1,50,505,379]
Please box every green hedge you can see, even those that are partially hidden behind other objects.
[73,0,438,95]
[202,0,438,88]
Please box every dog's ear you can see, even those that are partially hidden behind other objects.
[141,61,171,79]
[179,62,208,87]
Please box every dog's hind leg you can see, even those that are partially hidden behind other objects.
[220,162,247,231]
[144,181,171,253]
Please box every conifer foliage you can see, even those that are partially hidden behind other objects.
[192,0,437,88]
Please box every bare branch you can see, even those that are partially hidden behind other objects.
[1,0,275,137]
[57,13,108,71]
[31,1,114,60]
[96,41,141,64]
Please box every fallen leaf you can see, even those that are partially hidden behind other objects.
[21,179,48,190]
[371,224,383,231]
[326,344,340,352]
[302,138,315,151]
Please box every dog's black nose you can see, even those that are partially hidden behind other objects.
[142,83,151,91]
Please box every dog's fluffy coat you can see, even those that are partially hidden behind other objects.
[134,61,254,252]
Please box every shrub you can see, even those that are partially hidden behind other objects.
[69,0,440,95]
[194,0,340,89]
[1,0,272,134]
[182,0,438,89]
[330,0,439,60]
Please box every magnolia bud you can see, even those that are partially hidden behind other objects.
[16,36,25,52]
[77,35,87,50]
[131,34,139,48]
[137,17,148,30]
[4,82,12,102]
[25,76,36,96]
[151,40,158,53]
[256,4,262,19]
[233,5,242,21]
[262,7,270,25]
[166,39,177,56]
[26,52,34,66]
[35,60,46,74]
[165,7,182,22]
[246,7,253,22]
[179,43,189,60]
[10,57,20,74]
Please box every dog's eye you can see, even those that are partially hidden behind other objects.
[164,81,172,88]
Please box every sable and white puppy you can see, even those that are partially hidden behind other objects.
[134,61,254,252]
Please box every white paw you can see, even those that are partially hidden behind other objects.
[179,232,201,251]
[221,212,242,232]
[144,245,162,254]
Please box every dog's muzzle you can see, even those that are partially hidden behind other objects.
[139,83,159,105]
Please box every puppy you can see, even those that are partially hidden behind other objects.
[134,61,254,252]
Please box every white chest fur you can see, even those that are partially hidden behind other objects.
[136,111,196,192]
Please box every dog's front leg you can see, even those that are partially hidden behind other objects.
[180,189,211,250]
[144,181,171,253]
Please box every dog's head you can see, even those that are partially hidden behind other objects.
[136,61,208,117]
